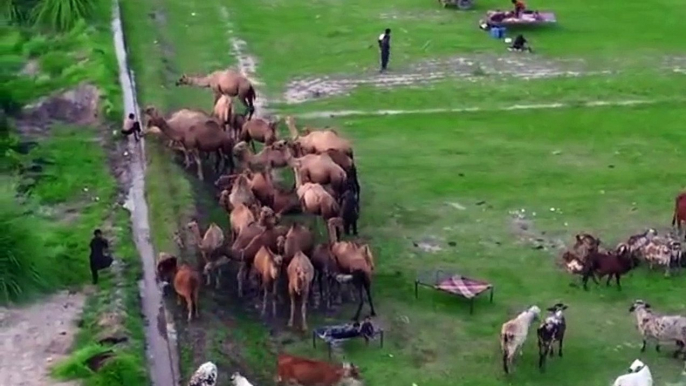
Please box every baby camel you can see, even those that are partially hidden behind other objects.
[157,252,200,322]
[287,250,315,331]
[186,221,225,288]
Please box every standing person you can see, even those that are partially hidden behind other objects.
[511,0,526,17]
[89,229,111,285]
[121,113,142,142]
[377,28,391,73]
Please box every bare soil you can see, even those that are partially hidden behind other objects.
[0,291,86,386]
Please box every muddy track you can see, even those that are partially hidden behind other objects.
[283,54,686,104]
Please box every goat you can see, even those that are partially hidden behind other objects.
[629,300,686,358]
[230,372,254,386]
[339,189,359,236]
[581,245,638,290]
[156,253,200,322]
[276,353,362,386]
[188,362,218,386]
[501,305,541,374]
[642,237,675,276]
[612,359,653,386]
[672,192,686,239]
[537,303,567,372]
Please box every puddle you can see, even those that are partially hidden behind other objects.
[112,2,179,386]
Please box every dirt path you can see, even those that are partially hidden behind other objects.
[0,291,86,386]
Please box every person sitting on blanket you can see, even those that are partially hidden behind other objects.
[508,34,533,52]
[511,0,526,17]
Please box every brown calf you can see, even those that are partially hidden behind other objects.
[156,253,200,321]
[672,192,686,239]
[276,353,361,386]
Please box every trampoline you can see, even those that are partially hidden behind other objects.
[415,270,494,314]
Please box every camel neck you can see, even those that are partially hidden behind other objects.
[187,75,211,87]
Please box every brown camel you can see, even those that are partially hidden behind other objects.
[293,164,340,222]
[144,106,234,181]
[212,94,233,133]
[186,220,225,289]
[226,173,257,209]
[175,70,256,119]
[327,217,376,321]
[286,148,347,197]
[287,250,315,330]
[285,116,353,158]
[272,185,302,215]
[239,117,278,151]
[233,141,289,171]
[254,246,283,317]
[229,202,258,241]
[276,222,314,264]
[157,253,200,322]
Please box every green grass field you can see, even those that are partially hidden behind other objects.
[119,0,686,384]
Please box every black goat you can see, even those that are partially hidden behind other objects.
[537,303,568,372]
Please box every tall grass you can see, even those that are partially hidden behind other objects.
[4,0,100,31]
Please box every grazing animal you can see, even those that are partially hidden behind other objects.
[287,251,315,330]
[230,372,254,386]
[642,238,674,276]
[327,217,376,320]
[275,353,362,386]
[286,148,348,198]
[612,359,653,386]
[239,118,278,151]
[188,361,218,386]
[293,166,340,222]
[310,242,346,308]
[254,245,284,317]
[144,106,234,180]
[629,300,686,358]
[277,222,315,264]
[272,185,302,215]
[233,140,290,171]
[186,221,225,288]
[322,148,360,199]
[623,228,658,259]
[229,203,258,241]
[212,94,233,132]
[226,173,257,209]
[175,70,256,119]
[672,192,686,239]
[581,245,638,290]
[156,253,200,322]
[572,232,602,262]
[339,189,359,236]
[537,303,568,372]
[285,116,353,158]
[501,305,541,374]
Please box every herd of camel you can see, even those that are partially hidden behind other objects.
[151,69,374,330]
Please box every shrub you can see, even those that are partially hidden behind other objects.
[52,345,148,386]
[32,0,97,32]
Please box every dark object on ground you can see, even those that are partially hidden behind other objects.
[509,34,533,52]
[438,0,473,10]
[313,320,384,359]
[415,269,494,314]
[85,350,115,371]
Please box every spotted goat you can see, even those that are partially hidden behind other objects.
[629,300,686,358]
[537,303,568,372]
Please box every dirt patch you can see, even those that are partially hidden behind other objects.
[509,208,566,252]
[283,54,595,104]
[412,236,444,253]
[0,291,86,386]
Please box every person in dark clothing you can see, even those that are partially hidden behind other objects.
[89,229,111,285]
[511,0,526,17]
[377,28,391,73]
[121,113,141,142]
[509,34,533,52]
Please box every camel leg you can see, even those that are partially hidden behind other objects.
[186,296,192,321]
[193,287,199,318]
[177,294,183,306]
[288,294,295,328]
[215,267,222,289]
[364,278,377,317]
[237,264,245,297]
[272,279,278,317]
[301,291,309,331]
[352,283,364,321]
[192,150,204,181]
[261,287,268,316]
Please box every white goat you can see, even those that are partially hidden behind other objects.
[629,300,686,357]
[612,359,653,386]
[501,305,541,374]
[230,372,254,386]
[188,361,218,386]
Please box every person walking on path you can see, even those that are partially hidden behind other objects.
[121,113,142,142]
[89,229,112,285]
[377,28,391,73]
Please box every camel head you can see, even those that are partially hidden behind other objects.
[233,141,250,157]
[175,74,190,86]
[258,206,276,226]
[156,252,178,283]
[186,220,201,241]
[144,105,160,118]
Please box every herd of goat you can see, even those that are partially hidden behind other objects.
[142,69,686,385]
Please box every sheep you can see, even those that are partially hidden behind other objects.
[537,303,567,372]
[612,359,653,386]
[230,372,254,386]
[188,361,218,386]
[500,305,541,374]
[628,300,686,358]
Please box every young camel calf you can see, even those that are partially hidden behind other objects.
[156,253,200,321]
[287,251,315,331]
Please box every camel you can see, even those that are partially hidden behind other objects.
[277,223,314,264]
[157,253,200,322]
[233,141,289,171]
[292,163,340,222]
[272,185,302,216]
[175,70,257,119]
[229,202,258,241]
[285,116,353,158]
[186,220,226,289]
[339,189,359,236]
[222,173,257,210]
[326,218,376,321]
[239,118,278,151]
[287,250,315,330]
[322,149,360,198]
[144,106,234,181]
[253,246,283,317]
[212,95,233,133]
[286,147,348,197]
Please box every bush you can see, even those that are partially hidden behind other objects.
[32,0,97,32]
[52,345,148,386]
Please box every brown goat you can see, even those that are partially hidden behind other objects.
[581,245,639,290]
[156,253,200,321]
[287,251,315,331]
[254,246,283,317]
[672,192,686,239]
